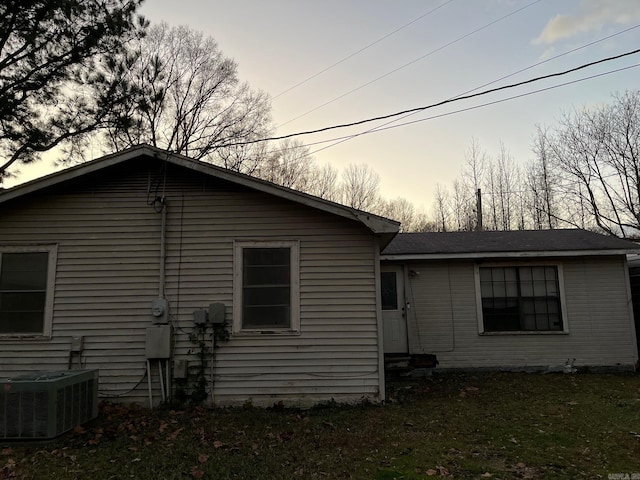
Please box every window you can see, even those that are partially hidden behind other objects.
[0,246,56,337]
[478,265,564,333]
[233,241,299,334]
[381,271,398,310]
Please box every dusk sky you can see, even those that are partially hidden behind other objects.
[9,0,640,212]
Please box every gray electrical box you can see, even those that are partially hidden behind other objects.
[70,336,84,352]
[173,359,188,379]
[193,309,208,326]
[208,303,226,324]
[145,325,171,359]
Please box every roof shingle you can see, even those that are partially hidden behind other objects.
[382,229,640,256]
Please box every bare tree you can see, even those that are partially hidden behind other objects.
[511,167,528,230]
[463,137,486,192]
[461,137,486,230]
[411,212,439,232]
[450,178,475,231]
[527,126,559,229]
[548,91,640,237]
[483,144,519,230]
[256,139,313,190]
[377,197,416,232]
[340,163,381,211]
[102,23,272,173]
[306,163,339,201]
[497,144,518,230]
[432,183,451,232]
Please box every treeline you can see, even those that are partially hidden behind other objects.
[413,90,640,238]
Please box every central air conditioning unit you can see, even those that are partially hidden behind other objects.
[0,369,98,440]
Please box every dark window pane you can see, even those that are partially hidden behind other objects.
[241,247,291,329]
[480,266,562,332]
[482,297,520,331]
[548,313,562,330]
[244,265,290,286]
[243,305,290,328]
[381,272,398,310]
[243,286,290,306]
[0,311,44,334]
[243,248,290,266]
[0,252,48,290]
[0,253,48,334]
[0,292,46,312]
[479,268,492,283]
[523,314,537,330]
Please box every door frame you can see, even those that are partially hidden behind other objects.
[381,263,408,354]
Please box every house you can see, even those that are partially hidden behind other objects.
[0,145,399,406]
[2,146,638,410]
[381,230,640,371]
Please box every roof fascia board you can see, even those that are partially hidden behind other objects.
[381,249,638,261]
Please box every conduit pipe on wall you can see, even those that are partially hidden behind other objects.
[158,197,167,299]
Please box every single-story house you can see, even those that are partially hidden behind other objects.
[381,230,640,371]
[1,146,638,409]
[0,145,399,407]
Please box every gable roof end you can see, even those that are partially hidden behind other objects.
[0,145,399,244]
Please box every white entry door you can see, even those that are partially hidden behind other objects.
[381,265,408,353]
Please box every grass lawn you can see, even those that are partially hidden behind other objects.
[2,372,640,479]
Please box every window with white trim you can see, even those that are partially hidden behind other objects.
[0,246,56,337]
[233,241,299,334]
[479,265,564,332]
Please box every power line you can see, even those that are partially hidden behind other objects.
[272,0,455,100]
[276,0,544,128]
[305,24,640,154]
[453,23,640,101]
[306,63,640,155]
[260,24,640,160]
[219,48,640,149]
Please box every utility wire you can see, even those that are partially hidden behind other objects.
[257,24,640,159]
[219,48,640,149]
[272,0,455,100]
[306,24,640,153]
[277,0,544,128]
[307,62,640,155]
[453,23,640,101]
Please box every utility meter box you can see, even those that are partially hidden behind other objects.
[193,309,208,326]
[208,303,226,324]
[145,325,171,359]
[151,298,168,324]
[70,336,84,352]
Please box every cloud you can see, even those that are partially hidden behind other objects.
[538,46,557,61]
[533,0,640,45]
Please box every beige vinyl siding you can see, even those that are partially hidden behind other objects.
[396,257,638,370]
[0,158,380,406]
